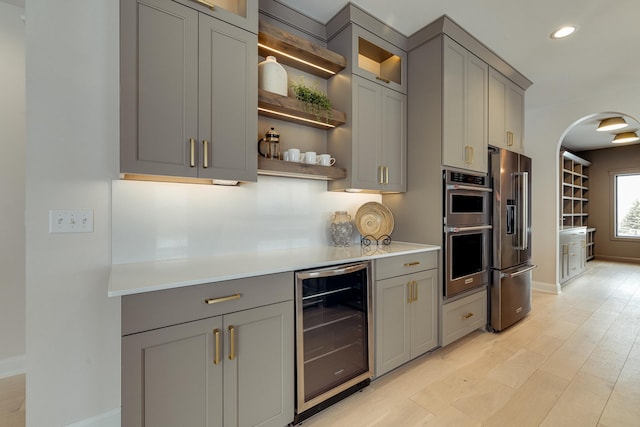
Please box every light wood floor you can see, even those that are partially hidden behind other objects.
[1,260,638,427]
[0,374,24,427]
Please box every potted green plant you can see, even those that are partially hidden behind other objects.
[290,78,333,123]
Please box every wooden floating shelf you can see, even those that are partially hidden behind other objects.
[258,88,346,129]
[258,157,347,181]
[258,21,346,79]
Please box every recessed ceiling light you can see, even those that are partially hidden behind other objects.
[550,26,577,39]
[597,117,628,132]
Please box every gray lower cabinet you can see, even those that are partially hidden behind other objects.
[559,227,587,283]
[374,252,438,377]
[441,289,487,347]
[121,273,294,427]
[120,0,257,182]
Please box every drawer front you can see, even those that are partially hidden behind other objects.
[122,272,293,335]
[441,289,486,346]
[375,251,437,280]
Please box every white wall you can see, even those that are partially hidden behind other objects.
[0,1,26,377]
[526,79,640,290]
[24,1,120,426]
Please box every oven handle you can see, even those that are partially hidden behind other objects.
[445,225,493,233]
[501,264,537,278]
[296,262,369,280]
[446,184,493,192]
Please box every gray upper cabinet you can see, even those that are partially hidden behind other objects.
[120,0,257,182]
[442,36,488,173]
[489,67,525,152]
[327,23,407,192]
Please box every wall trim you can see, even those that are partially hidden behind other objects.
[595,255,640,265]
[65,408,121,427]
[0,355,25,379]
[532,280,560,295]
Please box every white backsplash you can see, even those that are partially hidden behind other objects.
[112,176,381,264]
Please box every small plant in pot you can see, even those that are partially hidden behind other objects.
[290,78,333,123]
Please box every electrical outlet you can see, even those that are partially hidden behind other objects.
[49,209,94,233]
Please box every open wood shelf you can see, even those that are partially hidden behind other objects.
[258,157,347,181]
[258,88,347,129]
[258,21,346,79]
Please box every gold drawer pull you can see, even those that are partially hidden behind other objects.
[205,293,241,305]
[213,329,220,365]
[376,76,391,84]
[404,261,420,267]
[462,312,474,320]
[192,0,215,9]
[228,325,236,360]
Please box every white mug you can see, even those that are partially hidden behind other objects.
[317,154,336,166]
[289,148,301,162]
[303,151,317,164]
[282,150,290,161]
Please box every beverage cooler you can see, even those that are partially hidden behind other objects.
[294,262,373,424]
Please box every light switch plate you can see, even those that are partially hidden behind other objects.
[49,209,94,233]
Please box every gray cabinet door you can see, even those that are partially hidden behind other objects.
[222,301,294,427]
[409,270,437,358]
[489,67,525,152]
[442,36,488,173]
[121,0,199,178]
[352,75,382,190]
[122,316,224,427]
[381,88,407,192]
[198,14,257,182]
[351,75,406,192]
[375,275,411,376]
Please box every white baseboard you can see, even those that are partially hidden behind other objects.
[532,280,560,294]
[593,255,640,264]
[0,355,25,379]
[65,408,121,427]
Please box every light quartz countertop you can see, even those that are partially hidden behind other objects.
[108,242,439,297]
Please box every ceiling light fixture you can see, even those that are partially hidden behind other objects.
[612,132,640,144]
[597,116,628,132]
[550,25,577,39]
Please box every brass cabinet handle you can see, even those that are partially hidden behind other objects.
[414,280,418,301]
[376,76,391,84]
[385,166,389,184]
[378,165,384,184]
[191,0,215,9]
[202,140,209,168]
[213,329,220,365]
[407,282,413,303]
[465,146,474,164]
[507,131,514,146]
[204,293,241,305]
[404,261,420,267]
[189,138,196,167]
[462,312,474,320]
[228,325,236,360]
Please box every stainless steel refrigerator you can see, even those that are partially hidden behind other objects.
[489,147,536,331]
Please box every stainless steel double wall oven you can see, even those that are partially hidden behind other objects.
[443,170,493,298]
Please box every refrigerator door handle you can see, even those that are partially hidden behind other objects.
[514,171,529,250]
[502,264,537,279]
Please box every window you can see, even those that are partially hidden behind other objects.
[614,172,640,238]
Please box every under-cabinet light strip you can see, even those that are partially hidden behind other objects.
[258,43,337,76]
[257,107,336,128]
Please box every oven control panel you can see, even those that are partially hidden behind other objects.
[448,171,486,187]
